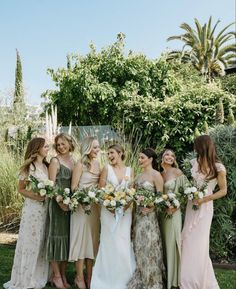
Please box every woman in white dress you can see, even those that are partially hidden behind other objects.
[3,137,49,289]
[91,144,136,289]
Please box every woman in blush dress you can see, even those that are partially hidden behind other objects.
[47,133,75,289]
[91,144,136,289]
[160,149,188,289]
[180,135,227,289]
[69,137,101,289]
[4,137,49,289]
[127,148,165,289]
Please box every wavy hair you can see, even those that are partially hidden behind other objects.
[20,137,48,176]
[54,133,75,153]
[108,144,125,161]
[161,149,178,169]
[194,135,220,180]
[80,136,98,169]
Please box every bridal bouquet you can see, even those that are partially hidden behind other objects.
[98,183,136,212]
[155,191,180,217]
[184,180,208,210]
[55,187,73,207]
[70,186,99,214]
[134,188,158,208]
[26,175,55,198]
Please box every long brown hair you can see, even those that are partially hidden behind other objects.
[20,137,47,175]
[194,135,220,180]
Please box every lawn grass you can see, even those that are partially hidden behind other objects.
[0,244,235,289]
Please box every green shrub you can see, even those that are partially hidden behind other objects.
[0,145,23,232]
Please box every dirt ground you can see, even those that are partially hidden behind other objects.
[0,233,18,245]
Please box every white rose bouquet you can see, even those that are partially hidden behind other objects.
[71,186,100,214]
[55,187,72,208]
[184,181,208,210]
[26,175,55,199]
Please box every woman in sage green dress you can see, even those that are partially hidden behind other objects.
[47,133,75,289]
[160,149,188,289]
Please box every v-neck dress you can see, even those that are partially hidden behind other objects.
[91,164,136,289]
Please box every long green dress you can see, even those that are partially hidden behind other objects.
[47,163,72,261]
[160,175,188,289]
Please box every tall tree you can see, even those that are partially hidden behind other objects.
[13,49,26,124]
[13,49,25,114]
[167,17,236,81]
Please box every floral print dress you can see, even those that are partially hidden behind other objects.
[126,180,166,289]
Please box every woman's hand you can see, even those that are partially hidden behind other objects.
[140,206,154,215]
[58,202,70,211]
[166,206,178,215]
[192,198,205,207]
[34,194,46,203]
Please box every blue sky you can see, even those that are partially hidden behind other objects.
[0,0,235,105]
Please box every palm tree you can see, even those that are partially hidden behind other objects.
[167,17,236,81]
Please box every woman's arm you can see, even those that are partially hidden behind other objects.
[49,157,69,211]
[154,171,164,193]
[71,161,83,191]
[99,166,108,188]
[195,170,227,206]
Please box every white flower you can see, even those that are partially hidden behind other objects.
[110,200,116,207]
[173,199,180,208]
[84,197,90,203]
[120,199,127,205]
[184,188,192,195]
[37,182,45,189]
[64,188,70,195]
[167,192,176,199]
[155,197,163,204]
[191,187,197,193]
[44,180,54,187]
[56,195,63,203]
[166,201,171,207]
[88,191,96,198]
[198,191,204,199]
[188,194,194,200]
[39,189,46,196]
[103,199,110,206]
[63,197,71,205]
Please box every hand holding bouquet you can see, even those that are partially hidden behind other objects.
[155,191,180,217]
[26,175,55,200]
[184,181,208,210]
[98,183,136,213]
[71,186,99,214]
[54,187,72,211]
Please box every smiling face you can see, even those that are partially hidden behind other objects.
[38,141,49,158]
[107,148,122,165]
[138,152,152,169]
[56,137,70,155]
[88,140,100,159]
[162,150,176,166]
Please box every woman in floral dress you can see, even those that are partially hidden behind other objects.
[127,148,165,289]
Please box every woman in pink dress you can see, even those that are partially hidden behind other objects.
[180,135,227,289]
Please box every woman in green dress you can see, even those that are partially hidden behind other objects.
[160,149,188,289]
[47,133,75,289]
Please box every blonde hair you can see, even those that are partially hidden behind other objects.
[161,149,178,168]
[54,133,75,153]
[80,136,98,169]
[108,144,125,161]
[20,137,47,175]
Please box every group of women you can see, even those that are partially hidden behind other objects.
[3,133,227,289]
